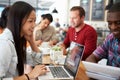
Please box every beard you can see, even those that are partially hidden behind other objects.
[74,22,82,28]
[109,32,120,41]
[110,28,120,39]
[112,32,120,39]
[70,22,82,28]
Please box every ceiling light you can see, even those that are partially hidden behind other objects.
[52,8,58,13]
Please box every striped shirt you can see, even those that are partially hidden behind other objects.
[93,33,120,67]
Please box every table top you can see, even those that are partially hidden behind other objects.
[42,55,89,80]
[27,44,89,80]
[42,54,52,64]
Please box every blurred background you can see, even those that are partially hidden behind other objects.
[0,0,120,45]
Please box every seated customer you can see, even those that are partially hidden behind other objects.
[34,13,58,46]
[0,1,47,80]
[60,6,97,60]
[86,2,120,67]
[0,6,10,34]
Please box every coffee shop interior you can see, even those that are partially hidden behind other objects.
[0,0,120,80]
[0,0,120,44]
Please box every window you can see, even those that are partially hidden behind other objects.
[91,0,105,21]
[80,0,90,20]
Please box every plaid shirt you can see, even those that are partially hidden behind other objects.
[93,33,120,67]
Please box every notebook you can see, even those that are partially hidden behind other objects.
[82,61,120,80]
[38,41,84,80]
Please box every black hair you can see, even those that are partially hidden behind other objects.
[0,6,10,28]
[108,2,120,12]
[41,13,53,22]
[7,1,35,75]
[70,6,85,17]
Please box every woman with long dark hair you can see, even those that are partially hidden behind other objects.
[0,1,47,80]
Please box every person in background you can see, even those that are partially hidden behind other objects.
[0,6,10,34]
[54,18,60,28]
[34,13,58,46]
[86,2,120,67]
[54,18,60,38]
[61,6,97,60]
[0,1,48,80]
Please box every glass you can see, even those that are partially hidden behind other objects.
[50,49,63,65]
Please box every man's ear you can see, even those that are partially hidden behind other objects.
[81,16,85,20]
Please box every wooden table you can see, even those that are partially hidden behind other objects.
[42,55,89,80]
[75,62,89,80]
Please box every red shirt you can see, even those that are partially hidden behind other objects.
[63,24,97,60]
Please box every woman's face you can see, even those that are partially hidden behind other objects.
[21,10,36,37]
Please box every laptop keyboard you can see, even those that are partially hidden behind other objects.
[49,66,70,78]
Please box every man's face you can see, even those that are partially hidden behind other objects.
[69,10,84,28]
[39,18,50,30]
[107,12,120,39]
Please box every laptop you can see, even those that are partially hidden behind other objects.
[38,41,84,80]
[82,61,120,80]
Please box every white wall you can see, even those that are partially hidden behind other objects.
[69,0,80,8]
[49,0,69,27]
[49,0,80,27]
[36,0,109,30]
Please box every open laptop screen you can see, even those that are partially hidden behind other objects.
[64,41,84,77]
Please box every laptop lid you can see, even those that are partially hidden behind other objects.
[64,41,84,77]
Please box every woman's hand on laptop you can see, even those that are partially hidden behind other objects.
[27,65,48,79]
